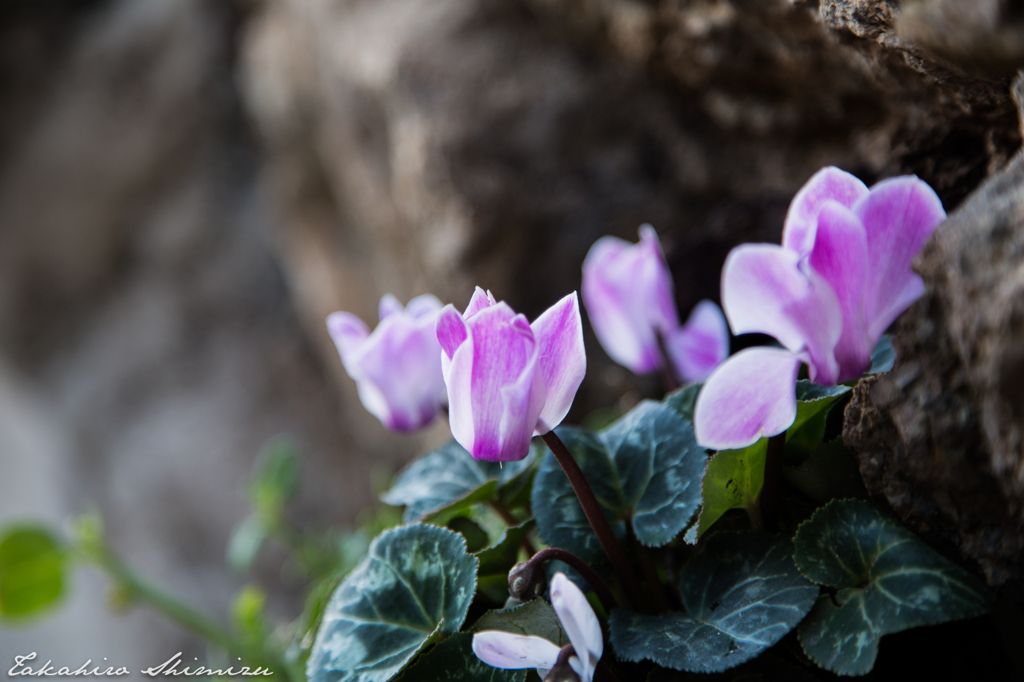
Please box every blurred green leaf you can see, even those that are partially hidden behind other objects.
[0,525,67,619]
[248,437,300,525]
[227,515,267,574]
[231,584,269,641]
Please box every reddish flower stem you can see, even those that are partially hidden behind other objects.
[511,546,618,612]
[655,329,680,393]
[541,431,647,612]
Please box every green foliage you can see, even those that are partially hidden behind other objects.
[475,520,534,577]
[794,500,992,676]
[306,524,478,682]
[395,633,525,682]
[610,532,817,673]
[786,381,851,462]
[0,525,67,619]
[684,438,767,543]
[470,599,569,647]
[228,438,301,574]
[249,438,301,515]
[663,383,701,422]
[232,584,270,643]
[687,381,851,542]
[532,401,707,561]
[472,519,534,603]
[381,441,537,523]
[446,517,490,553]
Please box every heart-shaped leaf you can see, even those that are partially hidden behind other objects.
[0,526,66,619]
[470,599,569,647]
[382,441,536,523]
[394,632,524,682]
[307,524,478,682]
[532,401,707,561]
[794,500,992,676]
[610,532,817,673]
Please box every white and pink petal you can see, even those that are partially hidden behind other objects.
[472,631,562,671]
[721,244,842,383]
[783,167,869,256]
[855,176,945,340]
[693,347,802,451]
[531,292,587,435]
[550,573,603,682]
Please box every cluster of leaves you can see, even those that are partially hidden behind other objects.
[0,338,1003,680]
[300,339,994,681]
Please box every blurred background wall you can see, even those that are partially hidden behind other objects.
[0,0,1021,672]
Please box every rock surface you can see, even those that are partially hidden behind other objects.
[845,141,1024,601]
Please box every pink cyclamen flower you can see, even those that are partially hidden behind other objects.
[436,288,586,462]
[473,573,603,681]
[694,167,946,450]
[582,225,729,382]
[327,294,447,432]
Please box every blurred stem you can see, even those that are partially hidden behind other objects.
[82,542,294,680]
[760,433,786,533]
[655,329,680,393]
[541,431,647,612]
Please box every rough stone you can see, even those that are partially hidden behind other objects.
[845,145,1024,602]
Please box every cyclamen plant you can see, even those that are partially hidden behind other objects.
[1,166,1002,682]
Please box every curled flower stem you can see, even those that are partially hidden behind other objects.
[540,431,647,612]
[510,547,618,612]
[761,433,786,532]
